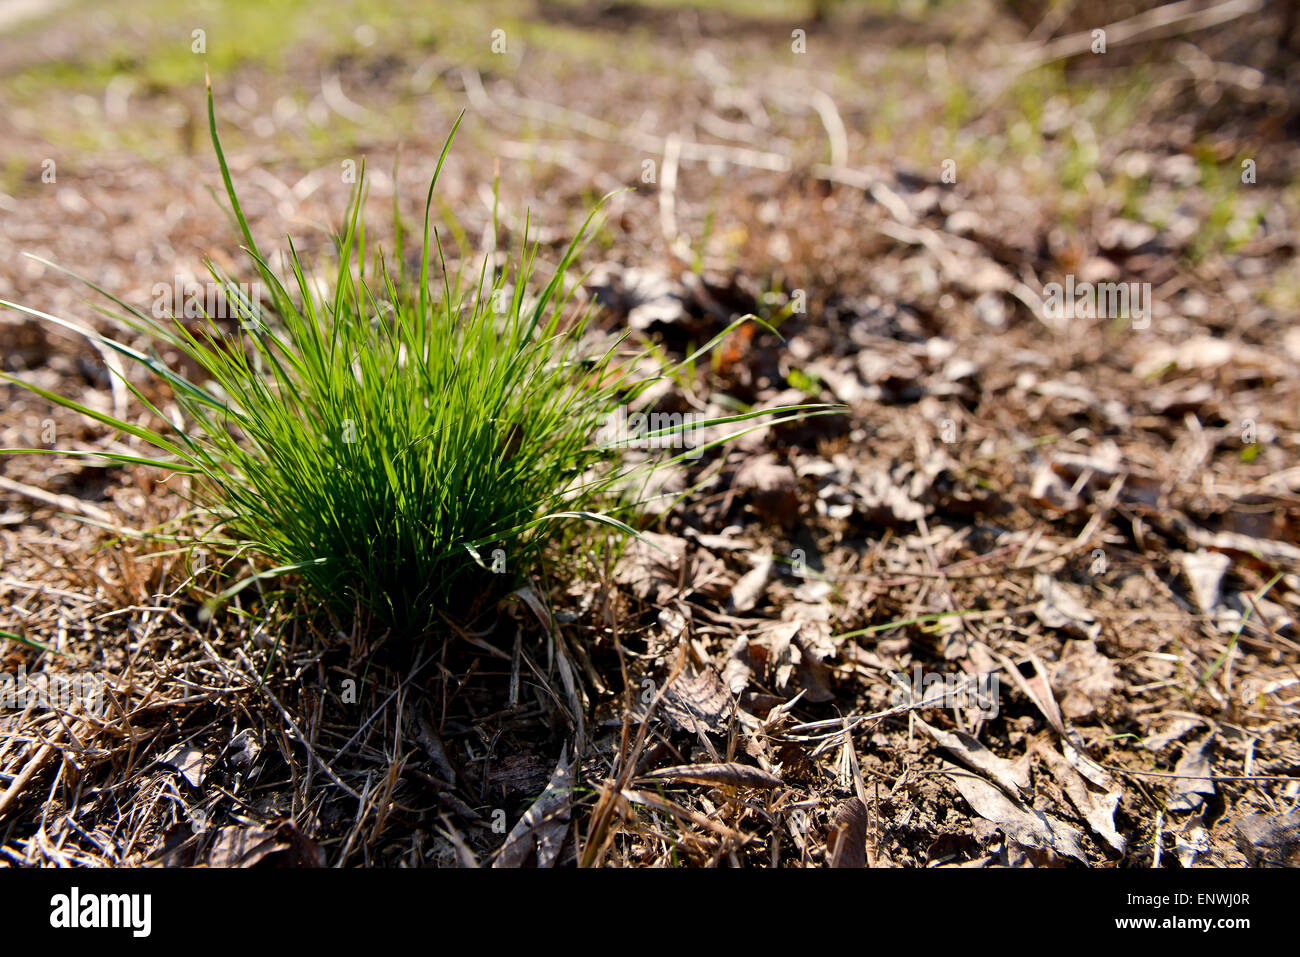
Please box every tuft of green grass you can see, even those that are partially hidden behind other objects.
[2,81,835,639]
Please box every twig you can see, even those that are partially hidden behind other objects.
[808,90,848,169]
[0,475,115,525]
[658,132,691,261]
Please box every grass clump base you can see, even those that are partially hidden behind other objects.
[1,82,830,640]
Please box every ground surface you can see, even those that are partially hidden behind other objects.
[1,0,1299,867]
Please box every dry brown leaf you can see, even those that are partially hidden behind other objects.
[662,659,734,735]
[1144,716,1205,752]
[1232,811,1300,867]
[729,553,773,612]
[159,744,207,789]
[1051,639,1122,722]
[1169,733,1216,813]
[614,532,686,603]
[1033,573,1101,641]
[942,761,1087,864]
[733,452,801,528]
[915,716,1030,798]
[720,635,753,696]
[758,619,837,703]
[205,820,324,868]
[825,797,869,867]
[1035,739,1126,855]
[493,748,577,868]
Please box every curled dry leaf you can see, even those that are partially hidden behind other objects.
[640,762,782,790]
[825,797,869,868]
[759,619,837,704]
[915,716,1030,798]
[159,744,208,789]
[1035,739,1126,855]
[729,553,773,612]
[1169,733,1216,814]
[1033,573,1101,641]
